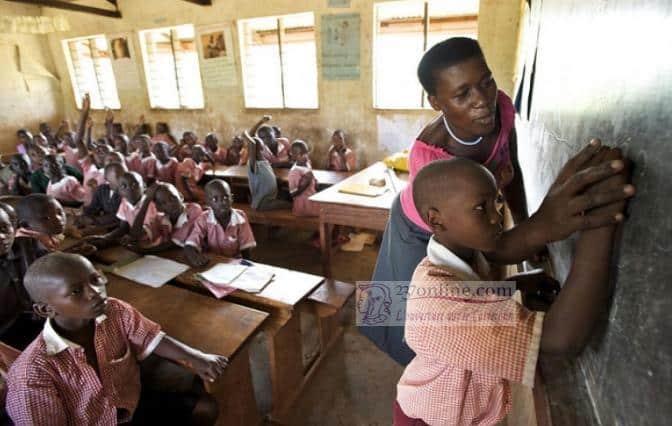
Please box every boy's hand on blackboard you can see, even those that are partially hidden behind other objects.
[585,147,634,218]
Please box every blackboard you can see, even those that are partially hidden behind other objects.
[515,0,672,424]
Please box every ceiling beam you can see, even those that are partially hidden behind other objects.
[5,0,122,18]
[180,0,213,5]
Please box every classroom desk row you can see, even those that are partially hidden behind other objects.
[206,164,354,190]
[94,246,355,424]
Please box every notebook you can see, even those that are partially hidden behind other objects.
[112,255,190,288]
[197,263,248,285]
[338,183,388,197]
[197,262,275,294]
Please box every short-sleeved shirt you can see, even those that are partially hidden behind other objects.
[158,202,203,247]
[328,147,356,171]
[59,144,80,168]
[140,155,157,180]
[6,298,165,425]
[288,164,319,217]
[46,175,88,204]
[396,237,543,426]
[261,141,289,165]
[155,158,178,184]
[185,209,256,257]
[115,197,164,246]
[211,148,228,165]
[125,153,142,175]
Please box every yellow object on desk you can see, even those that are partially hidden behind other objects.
[338,183,388,197]
[383,149,409,172]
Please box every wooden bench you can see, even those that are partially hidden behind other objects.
[234,202,319,232]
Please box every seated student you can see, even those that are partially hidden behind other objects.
[327,129,356,172]
[136,183,204,252]
[77,162,126,232]
[175,145,213,204]
[13,195,95,277]
[43,154,89,207]
[204,133,228,165]
[175,131,199,161]
[6,252,226,425]
[29,142,83,194]
[152,142,179,185]
[153,121,178,147]
[16,129,33,155]
[134,135,157,184]
[86,172,163,250]
[244,129,292,211]
[1,154,32,196]
[288,140,320,217]
[104,151,126,167]
[393,157,633,426]
[257,124,292,168]
[123,136,143,175]
[184,179,255,266]
[225,135,248,166]
[0,202,43,351]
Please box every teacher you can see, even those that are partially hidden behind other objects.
[361,37,630,366]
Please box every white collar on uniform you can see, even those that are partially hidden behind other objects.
[175,208,189,229]
[206,208,245,227]
[43,315,107,356]
[426,236,480,280]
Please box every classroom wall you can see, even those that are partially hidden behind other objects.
[39,0,523,167]
[515,0,672,424]
[0,1,64,155]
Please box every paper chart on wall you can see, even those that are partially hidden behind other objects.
[321,13,360,80]
[196,24,237,88]
[108,32,141,90]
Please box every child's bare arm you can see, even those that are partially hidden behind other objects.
[85,221,129,248]
[153,335,228,383]
[74,94,91,156]
[249,115,271,136]
[243,131,258,173]
[129,185,159,240]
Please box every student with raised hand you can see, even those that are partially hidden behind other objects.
[225,135,248,166]
[393,155,633,425]
[175,145,213,204]
[244,125,292,212]
[365,37,636,366]
[5,253,225,426]
[16,129,33,155]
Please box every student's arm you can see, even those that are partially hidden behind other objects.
[5,376,68,425]
[249,115,271,136]
[85,117,93,149]
[129,185,159,240]
[485,142,633,265]
[104,108,114,141]
[85,221,129,248]
[503,130,528,224]
[131,241,176,254]
[180,175,196,201]
[153,335,228,383]
[244,131,258,173]
[74,94,91,156]
[131,115,146,140]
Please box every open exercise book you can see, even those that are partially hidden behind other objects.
[196,261,275,295]
[112,255,190,288]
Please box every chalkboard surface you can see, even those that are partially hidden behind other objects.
[515,0,672,424]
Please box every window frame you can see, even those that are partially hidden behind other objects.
[372,0,479,110]
[137,24,205,110]
[61,34,121,110]
[237,12,319,110]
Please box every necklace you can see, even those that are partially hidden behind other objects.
[442,115,483,146]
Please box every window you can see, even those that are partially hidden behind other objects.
[62,35,120,109]
[138,24,204,109]
[238,12,318,109]
[373,0,479,109]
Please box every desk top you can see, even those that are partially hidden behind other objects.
[309,162,408,210]
[162,249,325,310]
[208,165,353,187]
[107,274,268,358]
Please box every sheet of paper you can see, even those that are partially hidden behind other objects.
[198,263,248,285]
[112,255,189,288]
[229,267,274,293]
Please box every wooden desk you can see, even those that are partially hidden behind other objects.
[106,275,268,426]
[309,161,408,277]
[207,165,353,190]
[159,249,354,422]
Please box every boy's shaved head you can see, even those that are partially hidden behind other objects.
[16,194,55,222]
[24,252,93,302]
[205,178,231,195]
[413,158,496,224]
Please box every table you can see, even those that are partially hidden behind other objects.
[160,249,354,422]
[106,274,268,426]
[309,161,408,277]
[207,164,353,190]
